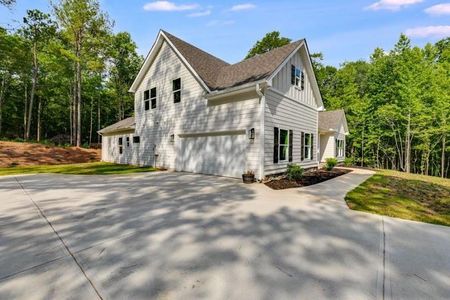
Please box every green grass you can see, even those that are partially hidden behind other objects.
[345,169,450,226]
[0,162,158,176]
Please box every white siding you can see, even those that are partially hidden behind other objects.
[264,89,319,175]
[101,132,137,165]
[271,49,316,108]
[263,47,320,175]
[319,133,335,163]
[127,41,260,175]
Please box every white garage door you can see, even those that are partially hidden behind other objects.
[177,133,247,178]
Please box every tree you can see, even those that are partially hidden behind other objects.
[21,9,56,141]
[245,31,291,59]
[107,32,142,121]
[53,0,111,146]
[0,0,15,7]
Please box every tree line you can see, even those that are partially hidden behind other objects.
[0,0,142,147]
[313,35,449,178]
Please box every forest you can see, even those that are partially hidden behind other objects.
[0,0,449,177]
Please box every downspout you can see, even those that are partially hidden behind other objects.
[256,83,265,181]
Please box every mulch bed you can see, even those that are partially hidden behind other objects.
[265,168,352,190]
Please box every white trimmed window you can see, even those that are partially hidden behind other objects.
[150,87,157,109]
[279,129,289,161]
[337,139,345,157]
[304,133,312,160]
[173,78,181,103]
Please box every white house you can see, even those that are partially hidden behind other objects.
[99,30,347,180]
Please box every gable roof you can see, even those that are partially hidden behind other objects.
[98,117,135,135]
[318,109,349,134]
[130,30,310,93]
[162,31,230,90]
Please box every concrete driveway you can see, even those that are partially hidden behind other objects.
[0,169,449,299]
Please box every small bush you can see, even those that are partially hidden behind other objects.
[344,157,353,167]
[325,157,338,171]
[286,163,304,180]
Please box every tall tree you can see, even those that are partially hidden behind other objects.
[246,31,291,59]
[53,0,110,146]
[21,9,56,140]
[107,32,142,121]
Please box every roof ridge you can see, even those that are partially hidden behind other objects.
[161,30,230,66]
[230,39,304,67]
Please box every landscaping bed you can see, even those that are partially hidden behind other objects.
[265,168,351,190]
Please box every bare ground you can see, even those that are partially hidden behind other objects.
[0,141,100,168]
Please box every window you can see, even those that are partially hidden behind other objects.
[273,127,293,163]
[126,137,130,147]
[150,87,157,109]
[133,136,140,143]
[336,139,344,157]
[279,129,289,161]
[118,137,123,154]
[304,133,313,160]
[144,90,150,111]
[173,78,181,103]
[291,65,305,90]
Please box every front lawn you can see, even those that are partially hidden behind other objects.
[0,162,158,176]
[345,169,450,226]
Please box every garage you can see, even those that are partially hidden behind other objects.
[176,131,248,178]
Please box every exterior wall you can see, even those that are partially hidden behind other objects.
[263,49,319,176]
[264,89,318,175]
[319,133,335,163]
[271,49,316,107]
[319,124,347,163]
[130,41,260,174]
[101,132,137,165]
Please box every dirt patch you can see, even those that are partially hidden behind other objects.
[0,141,101,168]
[265,168,351,190]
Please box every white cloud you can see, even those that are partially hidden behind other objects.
[188,9,211,17]
[405,25,450,38]
[366,0,422,11]
[230,3,256,11]
[425,3,450,15]
[206,20,235,27]
[143,1,198,11]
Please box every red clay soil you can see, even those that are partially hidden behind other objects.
[0,141,101,168]
[265,168,352,190]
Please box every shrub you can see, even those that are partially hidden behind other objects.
[286,163,304,180]
[325,157,338,171]
[344,157,353,167]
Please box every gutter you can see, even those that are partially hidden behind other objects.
[206,80,267,100]
[256,83,265,181]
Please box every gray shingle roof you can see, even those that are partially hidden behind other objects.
[163,31,303,91]
[319,109,345,132]
[98,117,135,135]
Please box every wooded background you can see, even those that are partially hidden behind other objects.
[0,0,448,177]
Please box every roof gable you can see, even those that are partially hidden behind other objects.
[130,30,323,102]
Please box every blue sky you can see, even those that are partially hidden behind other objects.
[1,0,449,66]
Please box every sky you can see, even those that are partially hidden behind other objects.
[1,0,449,66]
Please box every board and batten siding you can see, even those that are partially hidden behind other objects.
[131,40,260,173]
[264,49,319,175]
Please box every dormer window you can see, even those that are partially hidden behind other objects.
[291,65,305,90]
[173,78,181,103]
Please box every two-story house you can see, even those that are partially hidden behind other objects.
[98,30,348,180]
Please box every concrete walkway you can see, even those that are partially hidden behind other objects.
[0,169,449,299]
